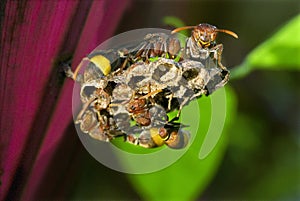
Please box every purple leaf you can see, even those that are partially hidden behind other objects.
[0,1,130,200]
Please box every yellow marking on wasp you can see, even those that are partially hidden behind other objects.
[150,128,165,147]
[90,55,111,76]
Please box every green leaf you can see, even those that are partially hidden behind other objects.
[163,16,188,48]
[231,14,300,79]
[127,86,237,201]
[163,16,186,33]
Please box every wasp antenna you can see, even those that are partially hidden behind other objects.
[171,26,196,34]
[217,29,238,39]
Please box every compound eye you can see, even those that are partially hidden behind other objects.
[192,30,201,42]
[210,33,217,41]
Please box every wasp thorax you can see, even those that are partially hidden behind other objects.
[192,23,218,48]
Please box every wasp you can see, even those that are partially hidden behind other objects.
[172,23,238,69]
[125,23,238,70]
[129,33,181,61]
[65,49,127,83]
[110,83,163,130]
[108,81,190,149]
[110,85,190,149]
[125,124,190,149]
[68,23,237,81]
[64,54,123,141]
[126,96,153,127]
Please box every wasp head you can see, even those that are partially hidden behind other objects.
[192,23,218,48]
[171,23,238,48]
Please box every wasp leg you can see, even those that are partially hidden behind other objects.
[146,84,156,105]
[154,37,167,58]
[169,109,181,122]
[113,56,130,76]
[131,41,148,61]
[142,43,153,62]
[140,89,162,99]
[169,96,190,122]
[63,58,89,83]
[64,65,73,77]
[190,90,204,100]
[165,93,173,111]
[75,97,96,123]
[120,57,129,71]
[210,44,226,70]
[72,57,90,81]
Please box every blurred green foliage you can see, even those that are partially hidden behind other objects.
[232,14,300,78]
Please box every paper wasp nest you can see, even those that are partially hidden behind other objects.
[65,24,237,149]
